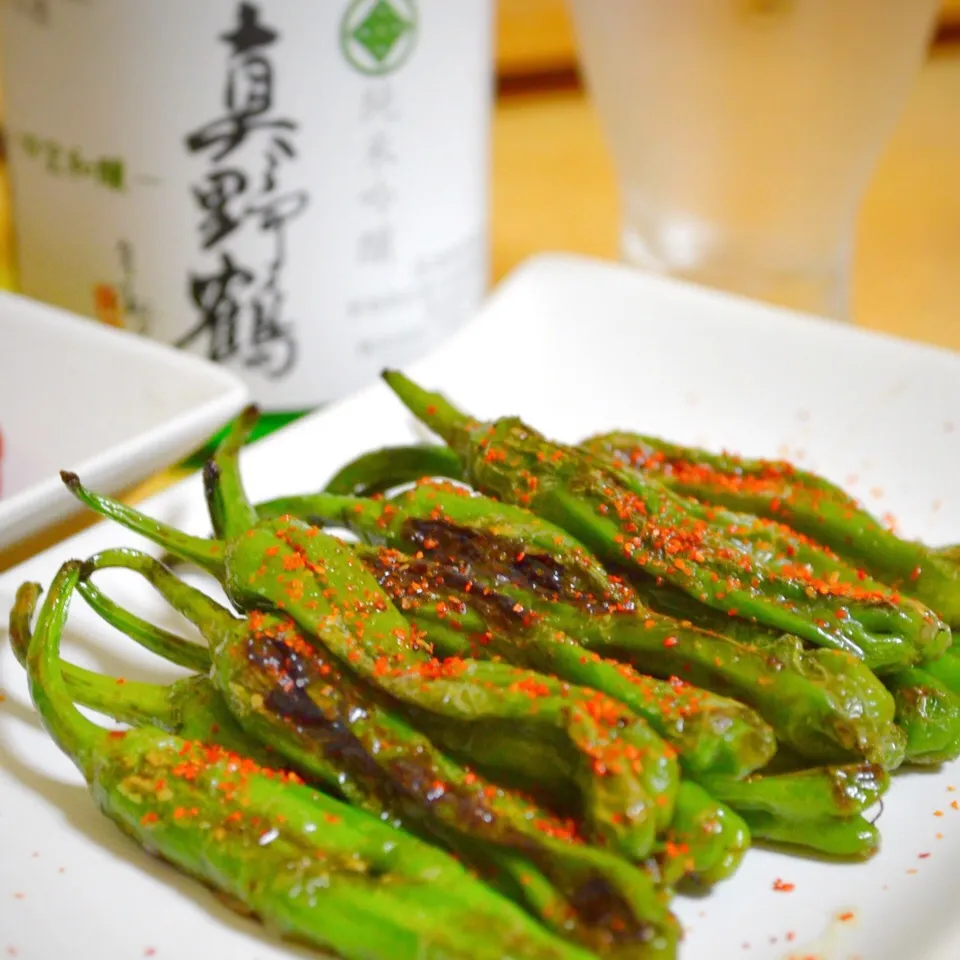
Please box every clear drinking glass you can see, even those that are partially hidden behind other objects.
[567,0,940,320]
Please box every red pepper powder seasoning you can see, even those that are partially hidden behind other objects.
[772,878,795,892]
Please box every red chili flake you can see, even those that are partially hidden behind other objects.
[918,852,931,859]
[785,932,795,942]
[772,878,795,892]
[426,405,437,416]
[144,949,157,958]
[107,730,127,740]
[510,676,552,699]
[140,812,159,826]
[909,566,922,581]
[837,911,855,922]
[663,636,679,648]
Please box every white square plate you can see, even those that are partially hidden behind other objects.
[2,254,960,960]
[0,292,249,550]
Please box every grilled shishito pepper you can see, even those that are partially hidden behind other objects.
[22,562,599,960]
[262,483,773,779]
[883,667,960,765]
[381,372,949,674]
[17,576,678,958]
[75,548,680,957]
[584,431,960,628]
[360,542,770,779]
[62,411,683,864]
[265,480,904,769]
[698,763,889,822]
[743,811,880,860]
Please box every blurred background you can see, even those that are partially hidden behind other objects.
[488,0,960,348]
[0,0,957,346]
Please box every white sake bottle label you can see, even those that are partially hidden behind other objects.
[0,0,493,408]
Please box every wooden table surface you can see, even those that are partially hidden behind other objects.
[2,41,959,571]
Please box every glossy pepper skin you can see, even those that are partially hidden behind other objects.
[359,542,771,779]
[381,372,949,674]
[20,573,873,868]
[262,472,774,779]
[698,763,889,822]
[743,812,880,860]
[264,480,904,770]
[352,546,888,862]
[76,548,678,959]
[62,413,682,866]
[584,431,960,628]
[64,483,677,867]
[64,454,683,953]
[883,667,960,765]
[21,562,595,960]
[18,574,676,959]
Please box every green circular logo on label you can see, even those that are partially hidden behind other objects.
[340,0,418,76]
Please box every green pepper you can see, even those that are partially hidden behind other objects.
[263,480,904,769]
[584,431,960,627]
[884,667,960,764]
[62,416,682,864]
[698,763,888,821]
[14,577,672,957]
[381,372,948,673]
[75,548,677,957]
[21,562,597,960]
[742,811,879,860]
[921,649,960,698]
[362,542,771,779]
[652,781,749,888]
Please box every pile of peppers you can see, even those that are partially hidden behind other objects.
[12,371,960,960]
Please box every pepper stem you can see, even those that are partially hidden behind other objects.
[76,577,212,673]
[24,562,102,780]
[205,404,260,540]
[322,444,464,497]
[10,580,179,729]
[380,370,474,454]
[82,548,241,653]
[60,471,226,579]
[256,491,386,539]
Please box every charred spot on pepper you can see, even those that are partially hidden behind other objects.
[246,633,384,782]
[403,517,623,616]
[564,873,656,947]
